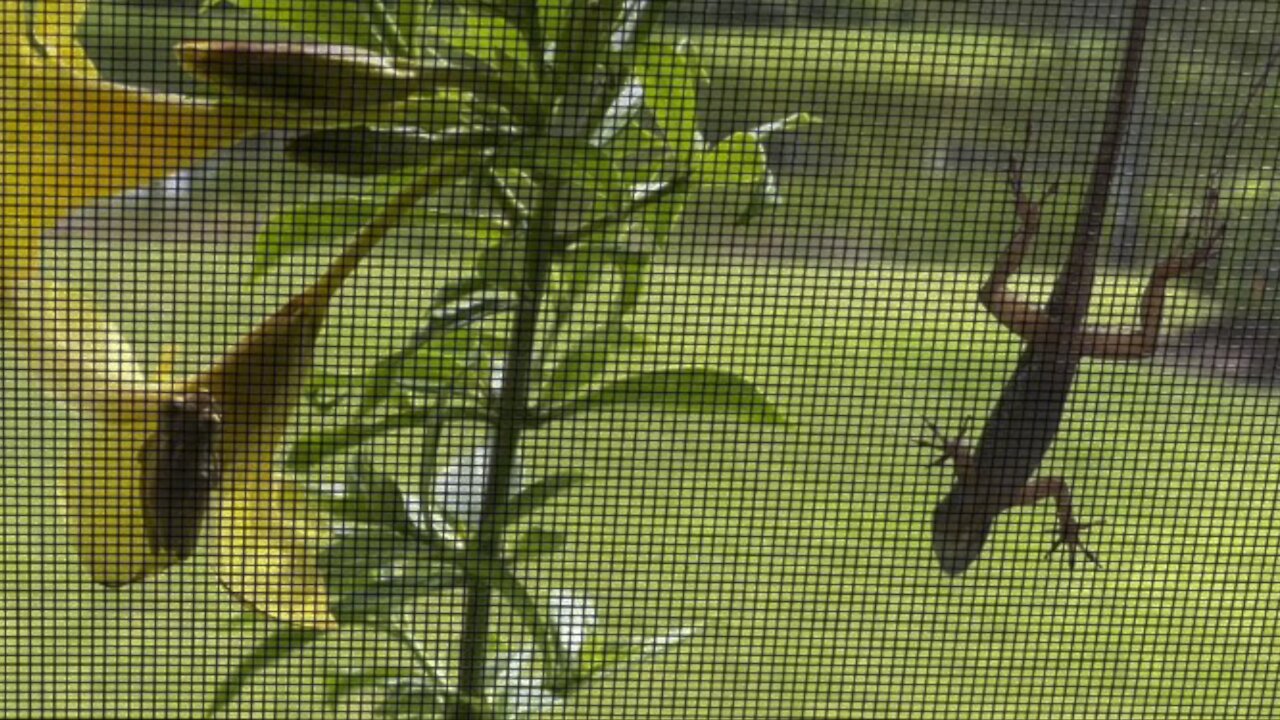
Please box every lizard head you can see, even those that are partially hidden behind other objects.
[932,489,999,576]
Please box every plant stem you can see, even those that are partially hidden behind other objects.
[454,175,562,716]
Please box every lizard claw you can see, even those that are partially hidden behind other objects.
[1004,158,1056,225]
[1046,519,1104,570]
[916,417,973,467]
[1154,185,1226,279]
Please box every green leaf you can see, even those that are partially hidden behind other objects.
[538,324,646,403]
[560,243,650,313]
[694,132,767,187]
[176,41,426,107]
[318,456,419,535]
[417,297,517,343]
[309,298,513,415]
[322,526,467,624]
[735,168,783,225]
[178,38,531,116]
[305,354,478,416]
[428,8,533,75]
[466,234,530,297]
[551,625,697,693]
[610,0,678,55]
[487,568,573,676]
[511,135,628,210]
[538,367,787,426]
[288,408,439,470]
[549,0,622,84]
[377,676,459,719]
[599,119,671,194]
[685,114,814,212]
[506,473,586,525]
[590,77,645,149]
[636,40,702,156]
[211,0,382,47]
[332,569,466,624]
[287,125,520,177]
[208,627,328,716]
[630,185,686,249]
[252,197,381,280]
[610,245,650,314]
[745,111,820,140]
[609,0,650,52]
[323,526,412,590]
[509,527,570,559]
[323,667,414,708]
[537,0,576,51]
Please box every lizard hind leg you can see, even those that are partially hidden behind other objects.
[1077,185,1225,360]
[1011,475,1102,569]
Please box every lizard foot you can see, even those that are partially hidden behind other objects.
[1046,519,1103,570]
[916,417,974,467]
[1154,186,1226,280]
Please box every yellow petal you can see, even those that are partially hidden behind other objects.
[70,405,179,585]
[4,276,335,622]
[3,278,179,583]
[210,458,338,631]
[4,278,159,411]
[195,286,338,630]
[31,0,95,72]
[1,0,275,288]
[190,162,469,630]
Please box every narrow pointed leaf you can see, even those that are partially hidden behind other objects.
[321,526,466,624]
[746,112,820,140]
[554,625,697,692]
[428,8,533,74]
[209,627,328,716]
[505,473,586,526]
[509,527,570,559]
[539,367,786,425]
[287,125,520,177]
[212,0,384,47]
[287,408,440,470]
[251,197,383,279]
[636,41,702,155]
[319,457,418,534]
[323,667,414,708]
[538,324,647,403]
[695,132,767,188]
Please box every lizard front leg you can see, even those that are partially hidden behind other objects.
[1010,475,1101,568]
[978,162,1062,345]
[1078,188,1224,359]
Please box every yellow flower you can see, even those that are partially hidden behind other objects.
[6,156,467,630]
[1,0,344,628]
[6,274,341,629]
[1,0,271,288]
[3,0,475,631]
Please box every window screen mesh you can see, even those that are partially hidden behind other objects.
[3,0,1279,717]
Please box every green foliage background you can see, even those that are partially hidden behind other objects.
[4,0,1280,717]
